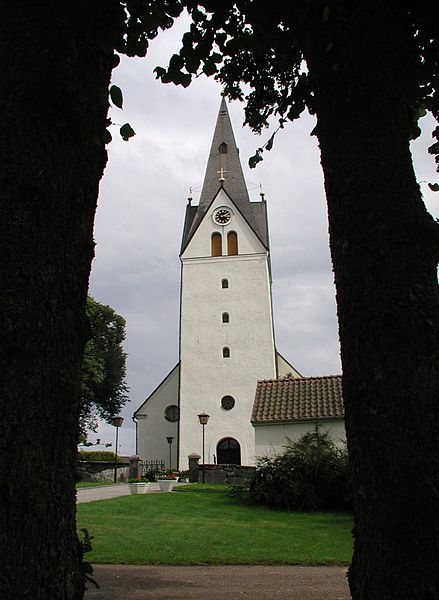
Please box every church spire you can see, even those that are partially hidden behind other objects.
[180,97,269,254]
[198,97,250,209]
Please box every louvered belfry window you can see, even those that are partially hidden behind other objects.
[227,231,238,255]
[211,232,222,256]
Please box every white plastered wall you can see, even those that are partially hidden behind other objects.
[179,190,277,467]
[276,352,301,378]
[254,419,346,458]
[135,364,179,470]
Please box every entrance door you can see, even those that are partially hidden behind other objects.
[216,438,241,465]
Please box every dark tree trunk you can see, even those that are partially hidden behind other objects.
[0,2,123,598]
[300,2,439,598]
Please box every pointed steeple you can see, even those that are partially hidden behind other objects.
[180,97,269,253]
[198,97,250,209]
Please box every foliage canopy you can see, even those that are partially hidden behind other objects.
[116,1,438,179]
[80,297,129,435]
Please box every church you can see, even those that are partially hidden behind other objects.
[133,98,343,470]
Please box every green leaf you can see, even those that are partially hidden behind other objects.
[249,150,263,169]
[102,129,112,145]
[203,61,217,76]
[154,66,166,79]
[180,73,192,88]
[166,1,183,18]
[120,123,135,142]
[110,85,123,109]
[265,134,275,152]
[169,53,184,71]
[428,183,439,192]
[215,32,227,48]
[111,54,121,69]
[185,53,201,74]
[182,31,194,48]
[161,71,175,84]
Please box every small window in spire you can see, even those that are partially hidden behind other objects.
[223,347,230,358]
[222,312,229,323]
[222,278,229,289]
[219,142,228,154]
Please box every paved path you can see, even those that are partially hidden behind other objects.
[77,483,191,503]
[85,565,351,599]
[77,484,133,503]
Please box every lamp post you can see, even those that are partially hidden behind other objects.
[166,436,174,470]
[111,415,124,483]
[197,413,210,484]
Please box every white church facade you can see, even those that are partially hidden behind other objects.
[134,99,304,470]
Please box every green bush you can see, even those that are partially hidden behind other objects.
[234,430,351,512]
[78,450,124,463]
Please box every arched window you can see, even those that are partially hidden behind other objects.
[222,312,229,323]
[217,437,241,465]
[227,231,238,256]
[221,278,229,289]
[222,347,230,358]
[219,142,228,154]
[211,232,222,256]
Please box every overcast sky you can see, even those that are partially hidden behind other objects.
[86,17,438,457]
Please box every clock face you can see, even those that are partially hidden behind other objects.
[213,208,232,225]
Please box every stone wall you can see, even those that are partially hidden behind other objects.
[77,461,129,483]
[199,464,255,485]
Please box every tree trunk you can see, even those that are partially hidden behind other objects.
[0,2,123,598]
[300,3,439,598]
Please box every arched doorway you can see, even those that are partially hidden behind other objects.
[216,438,241,465]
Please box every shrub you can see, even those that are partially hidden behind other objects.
[142,469,158,482]
[234,430,351,511]
[78,450,124,463]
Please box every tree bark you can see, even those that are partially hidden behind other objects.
[0,2,123,598]
[299,3,439,598]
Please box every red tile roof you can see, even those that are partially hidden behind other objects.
[251,375,344,423]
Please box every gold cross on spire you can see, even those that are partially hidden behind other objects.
[217,168,226,182]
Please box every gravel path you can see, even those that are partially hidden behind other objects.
[85,565,351,599]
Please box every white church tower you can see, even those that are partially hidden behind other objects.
[179,98,278,467]
[134,98,298,469]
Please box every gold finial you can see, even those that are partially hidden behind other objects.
[217,168,226,182]
[188,186,193,204]
[259,182,265,201]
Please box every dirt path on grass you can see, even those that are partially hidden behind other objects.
[85,565,351,599]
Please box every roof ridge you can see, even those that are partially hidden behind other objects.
[257,374,342,384]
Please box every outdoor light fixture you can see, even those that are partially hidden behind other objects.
[111,415,124,483]
[197,413,210,483]
[166,436,174,470]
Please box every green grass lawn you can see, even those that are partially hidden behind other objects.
[77,484,353,565]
